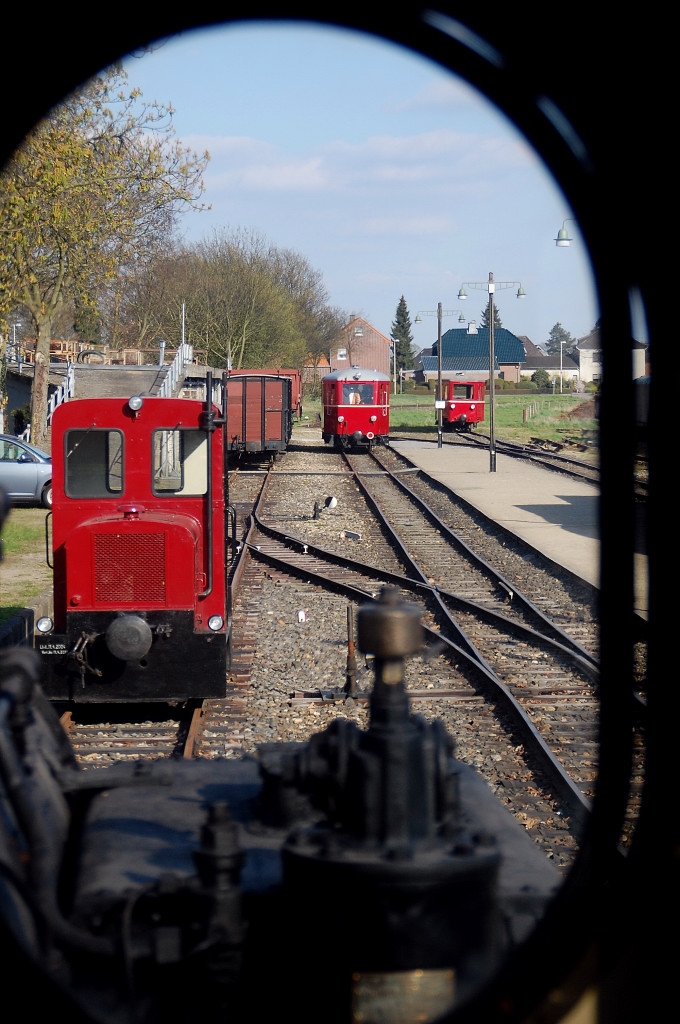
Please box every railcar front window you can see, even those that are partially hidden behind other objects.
[152,429,207,495]
[64,429,123,497]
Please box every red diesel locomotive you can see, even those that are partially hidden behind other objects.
[442,377,486,431]
[34,376,230,702]
[322,367,390,448]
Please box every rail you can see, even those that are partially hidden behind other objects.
[17,363,75,442]
[47,363,75,423]
[158,342,194,397]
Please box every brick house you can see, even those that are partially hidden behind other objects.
[302,352,330,383]
[329,316,391,376]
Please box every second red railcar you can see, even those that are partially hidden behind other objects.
[441,378,486,431]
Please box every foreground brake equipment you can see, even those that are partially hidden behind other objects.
[1,588,558,1024]
[263,586,502,1021]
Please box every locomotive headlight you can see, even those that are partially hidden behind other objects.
[208,615,224,631]
[369,415,377,422]
[128,395,144,413]
[36,616,54,633]
[470,404,476,410]
[337,415,345,423]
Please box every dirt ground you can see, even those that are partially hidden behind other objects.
[561,399,596,419]
[1,507,53,611]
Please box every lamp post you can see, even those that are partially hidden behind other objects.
[415,305,466,448]
[560,339,565,393]
[554,218,576,247]
[458,272,526,472]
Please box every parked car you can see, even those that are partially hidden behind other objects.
[0,434,52,508]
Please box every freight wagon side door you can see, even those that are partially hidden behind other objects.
[225,378,246,450]
[242,377,265,450]
[263,378,290,447]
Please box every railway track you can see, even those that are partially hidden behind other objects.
[244,460,593,828]
[55,439,646,872]
[58,702,200,766]
[393,427,648,499]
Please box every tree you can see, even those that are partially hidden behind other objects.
[111,228,345,373]
[545,322,576,356]
[390,296,414,371]
[0,66,209,446]
[532,368,551,390]
[480,298,502,329]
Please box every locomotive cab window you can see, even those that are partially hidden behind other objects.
[152,429,207,495]
[64,429,123,497]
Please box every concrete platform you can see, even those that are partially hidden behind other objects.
[389,438,648,621]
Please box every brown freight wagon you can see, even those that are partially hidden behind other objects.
[224,373,294,453]
[227,368,302,419]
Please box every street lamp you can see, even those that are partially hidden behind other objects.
[390,335,397,395]
[554,218,575,247]
[458,272,526,472]
[415,306,466,448]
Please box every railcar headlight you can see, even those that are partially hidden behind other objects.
[370,415,377,422]
[128,395,144,412]
[470,404,476,410]
[337,415,345,423]
[36,616,54,633]
[208,615,224,631]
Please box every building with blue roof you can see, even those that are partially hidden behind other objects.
[415,324,526,384]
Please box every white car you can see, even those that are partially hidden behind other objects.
[0,434,52,508]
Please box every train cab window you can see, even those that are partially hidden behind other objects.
[343,384,373,405]
[451,384,473,399]
[152,429,207,496]
[64,429,123,497]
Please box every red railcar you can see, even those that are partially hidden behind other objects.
[34,381,229,702]
[442,377,486,431]
[224,372,294,454]
[322,367,390,448]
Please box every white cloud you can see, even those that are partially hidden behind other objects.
[196,127,535,203]
[387,76,483,115]
[354,215,454,236]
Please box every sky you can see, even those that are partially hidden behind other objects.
[120,21,599,351]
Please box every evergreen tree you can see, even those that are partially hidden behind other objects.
[545,322,576,355]
[390,295,414,370]
[480,298,502,329]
